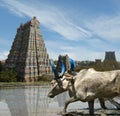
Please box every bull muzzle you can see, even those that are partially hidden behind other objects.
[48,92,54,98]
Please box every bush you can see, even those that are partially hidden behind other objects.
[0,69,17,82]
[0,61,3,72]
[38,74,53,81]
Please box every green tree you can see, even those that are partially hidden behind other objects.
[102,60,119,71]
[0,69,17,82]
[0,61,3,72]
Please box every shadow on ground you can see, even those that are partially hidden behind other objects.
[58,109,120,116]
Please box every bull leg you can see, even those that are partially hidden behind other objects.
[99,98,107,109]
[88,100,94,115]
[109,99,120,110]
[62,97,79,114]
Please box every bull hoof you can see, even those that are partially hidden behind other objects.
[62,112,67,116]
[89,112,94,115]
[117,107,120,110]
[89,110,94,115]
[62,110,67,115]
[102,107,107,110]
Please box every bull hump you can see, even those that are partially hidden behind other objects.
[88,68,96,72]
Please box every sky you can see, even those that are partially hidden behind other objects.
[0,0,120,61]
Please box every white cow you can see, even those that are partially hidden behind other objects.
[48,68,120,114]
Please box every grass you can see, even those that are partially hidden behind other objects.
[0,81,50,88]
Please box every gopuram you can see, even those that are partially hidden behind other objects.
[56,54,70,72]
[104,51,117,61]
[6,17,52,82]
[103,51,118,70]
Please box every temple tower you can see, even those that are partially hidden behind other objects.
[56,54,70,72]
[103,51,118,70]
[104,51,116,61]
[6,17,52,82]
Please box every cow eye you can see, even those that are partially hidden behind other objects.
[50,82,53,86]
[51,82,54,86]
[50,80,56,86]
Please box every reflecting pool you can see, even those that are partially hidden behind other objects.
[0,86,119,116]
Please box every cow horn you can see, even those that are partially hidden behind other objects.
[59,61,65,77]
[69,58,76,70]
[50,60,59,78]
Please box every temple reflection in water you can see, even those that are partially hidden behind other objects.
[0,86,118,116]
[0,86,68,116]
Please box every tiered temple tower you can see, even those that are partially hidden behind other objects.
[103,51,119,70]
[56,54,70,72]
[6,17,52,82]
[104,51,116,61]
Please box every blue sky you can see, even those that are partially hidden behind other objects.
[0,0,120,61]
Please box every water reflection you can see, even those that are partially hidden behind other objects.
[25,86,53,116]
[0,86,119,116]
[0,87,28,116]
[0,86,66,116]
[57,92,68,107]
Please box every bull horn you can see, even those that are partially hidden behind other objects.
[59,61,65,77]
[69,58,76,70]
[50,60,59,78]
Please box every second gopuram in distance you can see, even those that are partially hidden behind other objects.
[5,17,52,82]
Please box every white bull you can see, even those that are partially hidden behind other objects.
[48,68,120,114]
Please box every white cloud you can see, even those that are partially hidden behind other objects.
[45,39,105,61]
[1,0,91,41]
[86,14,120,41]
[1,0,120,61]
[46,37,120,61]
[59,45,104,61]
[0,51,9,60]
